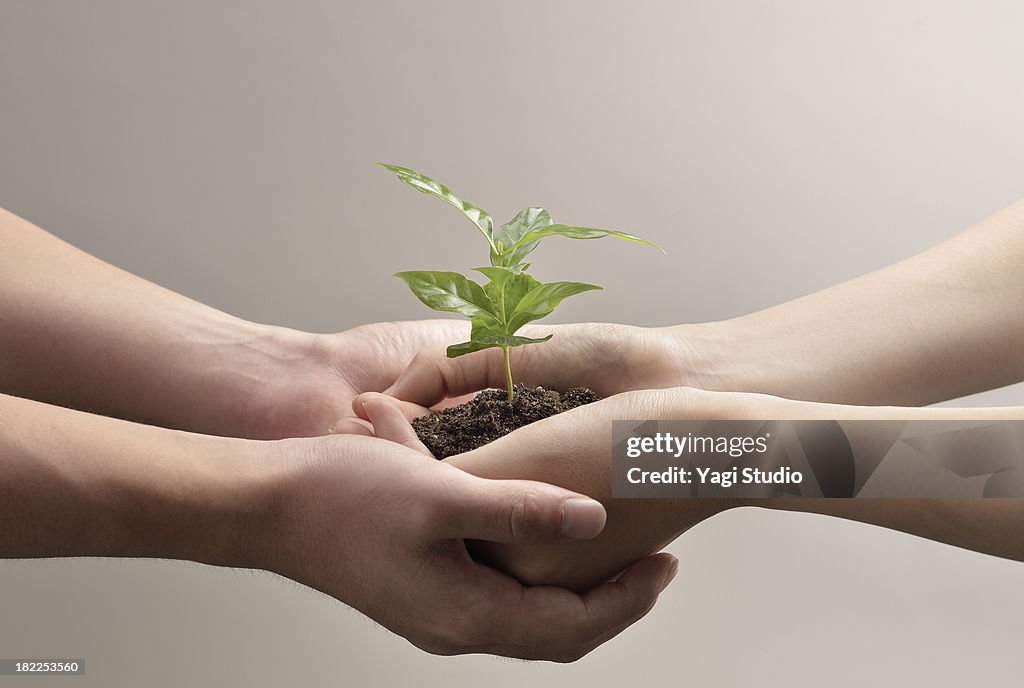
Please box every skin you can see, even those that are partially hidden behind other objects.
[360,199,1024,589]
[0,207,677,662]
[0,208,476,439]
[354,389,1024,590]
[383,199,1024,413]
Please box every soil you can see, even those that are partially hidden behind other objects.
[412,384,599,459]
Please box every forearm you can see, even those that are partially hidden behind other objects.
[0,207,315,436]
[451,389,1024,589]
[662,391,1024,561]
[676,200,1024,405]
[0,391,271,565]
[732,393,1024,561]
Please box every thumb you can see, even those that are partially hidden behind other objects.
[431,471,607,544]
[385,347,512,407]
[355,392,433,456]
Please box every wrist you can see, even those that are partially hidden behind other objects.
[132,431,294,571]
[105,427,310,573]
[189,318,332,439]
[658,319,773,395]
[101,430,279,569]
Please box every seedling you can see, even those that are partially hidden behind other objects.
[380,163,661,401]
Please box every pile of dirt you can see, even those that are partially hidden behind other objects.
[412,385,599,459]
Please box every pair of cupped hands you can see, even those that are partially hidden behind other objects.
[254,318,726,662]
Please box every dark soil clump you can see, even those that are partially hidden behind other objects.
[413,385,599,459]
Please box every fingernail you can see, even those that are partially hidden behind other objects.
[659,557,680,592]
[560,498,606,540]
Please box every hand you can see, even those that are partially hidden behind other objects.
[255,432,679,661]
[344,389,743,591]
[245,319,468,438]
[373,321,703,418]
[253,320,702,438]
[0,388,677,663]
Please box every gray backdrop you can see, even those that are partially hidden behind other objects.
[2,1,1023,686]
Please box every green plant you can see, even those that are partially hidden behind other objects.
[380,163,661,401]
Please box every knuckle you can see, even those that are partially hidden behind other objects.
[428,356,455,397]
[506,488,552,542]
[406,349,438,381]
[506,491,528,541]
[410,348,434,367]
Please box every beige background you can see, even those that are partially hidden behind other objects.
[2,1,1024,686]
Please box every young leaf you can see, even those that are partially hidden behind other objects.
[447,334,553,358]
[498,239,543,269]
[377,163,496,250]
[490,207,551,267]
[394,271,498,322]
[379,162,664,402]
[507,281,602,333]
[504,224,664,265]
[475,266,540,327]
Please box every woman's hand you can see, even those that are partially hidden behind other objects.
[352,386,1024,588]
[368,321,711,420]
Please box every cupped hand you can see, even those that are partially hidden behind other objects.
[345,388,745,591]
[377,322,697,415]
[257,431,678,662]
[248,320,468,438]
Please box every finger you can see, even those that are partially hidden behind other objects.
[523,553,678,661]
[572,552,679,648]
[330,417,374,436]
[353,391,431,423]
[457,552,678,662]
[433,472,607,543]
[384,348,509,407]
[358,393,433,456]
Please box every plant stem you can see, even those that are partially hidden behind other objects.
[503,346,514,402]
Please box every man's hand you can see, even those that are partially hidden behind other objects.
[344,389,740,591]
[0,391,678,662]
[0,208,477,439]
[256,432,679,661]
[244,319,468,438]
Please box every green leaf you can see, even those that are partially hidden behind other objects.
[490,207,551,267]
[377,163,495,249]
[499,240,543,268]
[447,333,553,358]
[394,271,498,322]
[447,314,553,357]
[474,266,541,327]
[507,281,602,333]
[504,224,664,265]
[446,340,496,357]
